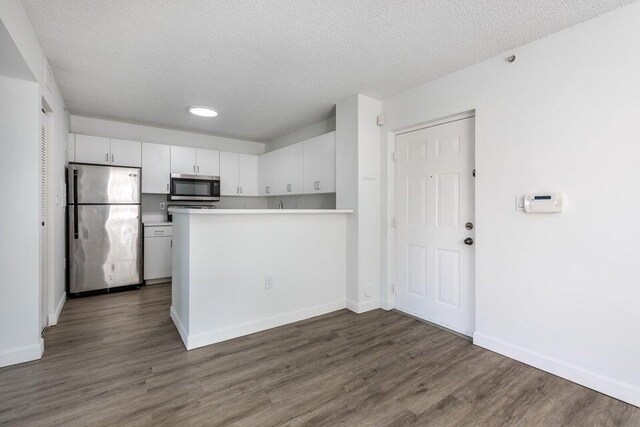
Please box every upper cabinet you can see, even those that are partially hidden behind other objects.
[278,142,304,195]
[142,143,171,194]
[170,146,196,175]
[303,131,336,193]
[259,150,278,196]
[110,138,142,167]
[196,149,220,176]
[74,135,111,165]
[74,134,141,167]
[170,146,220,176]
[220,152,259,196]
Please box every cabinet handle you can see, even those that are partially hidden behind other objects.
[197,165,200,173]
[193,165,196,173]
[166,183,169,191]
[266,186,269,194]
[105,153,109,162]
[317,181,321,191]
[236,186,239,194]
[287,184,291,192]
[111,154,114,163]
[170,239,172,249]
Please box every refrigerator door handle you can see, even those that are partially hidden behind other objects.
[73,169,79,239]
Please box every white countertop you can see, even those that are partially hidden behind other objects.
[143,221,172,226]
[168,208,353,215]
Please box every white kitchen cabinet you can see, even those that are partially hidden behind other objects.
[170,146,196,175]
[75,134,111,165]
[238,154,259,196]
[303,131,336,193]
[196,148,220,176]
[259,150,278,196]
[144,225,172,282]
[220,152,258,196]
[110,138,142,167]
[278,142,304,194]
[220,151,239,195]
[67,134,75,163]
[142,143,171,193]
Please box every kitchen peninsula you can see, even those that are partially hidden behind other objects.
[169,208,353,350]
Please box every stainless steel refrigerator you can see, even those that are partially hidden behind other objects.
[68,163,142,294]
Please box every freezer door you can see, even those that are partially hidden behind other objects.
[69,205,142,293]
[68,163,140,204]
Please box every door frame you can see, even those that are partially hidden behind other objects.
[385,110,476,330]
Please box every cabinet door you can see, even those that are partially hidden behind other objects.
[142,143,170,193]
[170,146,197,175]
[238,154,258,196]
[289,142,304,194]
[67,134,75,163]
[277,147,290,194]
[220,151,239,196]
[110,138,142,167]
[259,150,278,196]
[317,131,336,193]
[75,134,110,165]
[143,236,172,280]
[303,137,319,193]
[196,148,220,176]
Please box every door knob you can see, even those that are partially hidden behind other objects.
[464,237,474,246]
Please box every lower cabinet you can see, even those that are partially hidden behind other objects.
[144,225,172,283]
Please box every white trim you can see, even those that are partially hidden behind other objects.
[185,300,346,350]
[47,292,65,326]
[346,299,380,314]
[169,306,189,348]
[393,110,475,135]
[0,338,44,368]
[474,332,640,408]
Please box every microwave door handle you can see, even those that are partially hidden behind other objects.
[73,169,79,239]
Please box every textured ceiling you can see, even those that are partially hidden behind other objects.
[21,0,633,142]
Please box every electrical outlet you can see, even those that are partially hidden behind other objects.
[265,275,273,289]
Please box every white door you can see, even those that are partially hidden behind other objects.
[170,146,197,175]
[220,151,239,196]
[142,143,170,193]
[238,154,258,196]
[196,148,220,176]
[110,139,141,167]
[317,132,336,193]
[395,117,475,336]
[40,110,48,331]
[75,134,110,165]
[259,150,278,196]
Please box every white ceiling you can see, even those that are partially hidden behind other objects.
[21,0,633,142]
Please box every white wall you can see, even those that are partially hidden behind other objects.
[171,211,348,349]
[266,116,335,152]
[381,2,640,406]
[0,76,42,366]
[70,115,264,155]
[0,0,69,366]
[336,94,382,312]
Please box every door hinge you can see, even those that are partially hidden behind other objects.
[472,168,476,177]
[376,114,384,126]
[392,152,399,162]
[392,217,398,228]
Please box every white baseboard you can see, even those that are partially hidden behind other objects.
[186,300,346,350]
[346,299,380,314]
[0,338,44,368]
[169,306,189,348]
[473,332,640,408]
[48,293,66,326]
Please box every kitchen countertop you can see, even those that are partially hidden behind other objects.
[168,208,353,215]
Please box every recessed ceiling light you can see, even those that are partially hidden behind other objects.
[188,106,218,117]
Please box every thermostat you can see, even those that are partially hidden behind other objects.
[524,193,563,213]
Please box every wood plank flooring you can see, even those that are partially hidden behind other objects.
[1,284,638,426]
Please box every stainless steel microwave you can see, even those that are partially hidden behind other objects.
[169,174,220,201]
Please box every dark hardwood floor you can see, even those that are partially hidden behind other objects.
[1,284,638,426]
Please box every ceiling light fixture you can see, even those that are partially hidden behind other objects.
[188,106,218,117]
